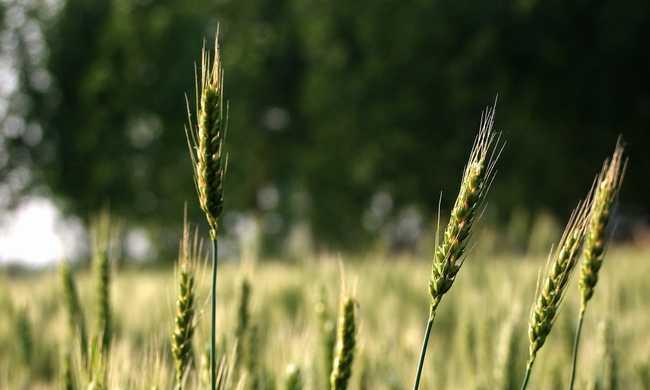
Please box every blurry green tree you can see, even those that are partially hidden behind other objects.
[3,0,649,251]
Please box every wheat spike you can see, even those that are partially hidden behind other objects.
[186,37,228,240]
[330,296,357,390]
[579,140,626,308]
[171,219,201,388]
[92,212,112,355]
[61,260,88,365]
[521,197,592,389]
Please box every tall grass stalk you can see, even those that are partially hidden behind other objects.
[413,105,502,390]
[185,34,228,390]
[520,198,592,390]
[568,141,626,390]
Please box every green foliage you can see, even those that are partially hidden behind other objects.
[5,0,649,252]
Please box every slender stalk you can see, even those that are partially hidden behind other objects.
[211,238,218,390]
[568,308,586,390]
[520,358,535,390]
[412,305,437,390]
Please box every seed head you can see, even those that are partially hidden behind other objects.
[429,105,503,310]
[528,198,591,357]
[186,35,228,240]
[171,218,201,386]
[579,140,626,309]
[330,296,357,390]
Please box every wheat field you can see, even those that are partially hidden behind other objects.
[1,245,649,389]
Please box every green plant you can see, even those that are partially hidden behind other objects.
[61,350,75,390]
[330,296,357,390]
[284,364,303,390]
[16,306,32,366]
[185,35,228,390]
[316,287,336,388]
[569,141,626,390]
[413,105,503,390]
[234,277,251,372]
[171,220,200,388]
[60,261,88,365]
[520,198,592,390]
[92,212,112,355]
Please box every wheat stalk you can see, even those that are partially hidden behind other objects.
[61,260,88,366]
[185,32,228,390]
[330,295,357,390]
[413,104,503,390]
[520,197,592,390]
[171,219,201,388]
[568,140,626,390]
[316,287,336,388]
[91,212,113,356]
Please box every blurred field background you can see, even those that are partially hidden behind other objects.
[2,247,650,389]
[1,0,650,388]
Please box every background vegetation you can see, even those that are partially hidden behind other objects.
[2,247,649,389]
[1,0,649,255]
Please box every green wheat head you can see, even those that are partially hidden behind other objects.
[330,296,357,390]
[60,260,88,364]
[186,37,228,240]
[171,220,201,387]
[528,199,591,358]
[579,140,626,309]
[429,105,502,312]
[92,212,112,355]
[316,287,336,388]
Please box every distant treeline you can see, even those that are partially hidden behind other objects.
[3,0,649,251]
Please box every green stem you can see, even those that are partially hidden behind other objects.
[568,307,586,390]
[412,305,438,390]
[520,357,535,390]
[211,238,218,390]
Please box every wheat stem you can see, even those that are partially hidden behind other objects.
[520,357,535,390]
[568,307,586,390]
[412,303,438,390]
[211,238,218,390]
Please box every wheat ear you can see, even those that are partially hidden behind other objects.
[185,33,228,390]
[61,260,88,366]
[330,295,357,390]
[413,104,503,390]
[568,140,626,390]
[92,212,112,356]
[520,198,592,390]
[316,287,337,388]
[171,219,201,388]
